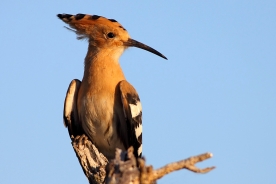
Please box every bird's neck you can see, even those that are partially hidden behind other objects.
[82,45,126,84]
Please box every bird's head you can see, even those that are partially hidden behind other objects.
[57,13,167,60]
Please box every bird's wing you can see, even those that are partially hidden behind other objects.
[63,79,82,138]
[119,80,142,157]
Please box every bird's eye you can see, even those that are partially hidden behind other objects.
[107,32,115,38]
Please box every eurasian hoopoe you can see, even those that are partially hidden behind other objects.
[58,13,167,160]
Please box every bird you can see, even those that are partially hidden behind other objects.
[58,13,167,160]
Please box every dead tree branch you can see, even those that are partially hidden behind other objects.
[70,134,215,184]
[71,135,108,184]
[152,152,215,181]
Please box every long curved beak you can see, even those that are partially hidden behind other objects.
[124,38,167,60]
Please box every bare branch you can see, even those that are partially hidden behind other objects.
[152,153,215,180]
[69,134,215,184]
[71,134,108,184]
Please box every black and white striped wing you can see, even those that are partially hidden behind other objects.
[119,80,142,157]
[63,79,82,138]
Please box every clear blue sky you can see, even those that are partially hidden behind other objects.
[1,1,275,184]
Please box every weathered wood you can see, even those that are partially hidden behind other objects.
[71,135,108,184]
[70,134,215,184]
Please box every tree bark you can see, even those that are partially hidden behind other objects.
[70,134,215,184]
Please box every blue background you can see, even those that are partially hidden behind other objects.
[1,1,275,183]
